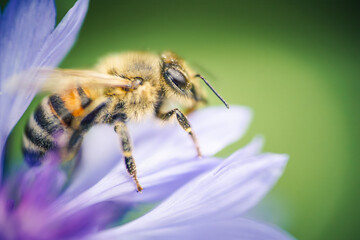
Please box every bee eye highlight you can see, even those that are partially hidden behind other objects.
[165,68,187,89]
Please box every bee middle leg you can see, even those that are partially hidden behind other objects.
[59,130,85,181]
[157,108,202,158]
[114,121,143,192]
[66,130,84,161]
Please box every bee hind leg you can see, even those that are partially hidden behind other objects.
[114,121,143,192]
[157,108,202,158]
[62,130,84,180]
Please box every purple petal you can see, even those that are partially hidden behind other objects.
[91,218,294,240]
[91,146,288,238]
[49,201,122,239]
[63,106,251,197]
[0,161,122,239]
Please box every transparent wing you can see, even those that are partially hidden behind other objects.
[5,68,134,94]
[41,69,134,92]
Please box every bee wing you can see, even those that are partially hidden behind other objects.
[5,68,134,94]
[41,69,133,93]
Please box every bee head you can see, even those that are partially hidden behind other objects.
[161,51,228,108]
[161,52,191,94]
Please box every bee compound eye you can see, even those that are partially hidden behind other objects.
[165,68,187,89]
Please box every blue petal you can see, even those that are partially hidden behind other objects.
[90,142,289,239]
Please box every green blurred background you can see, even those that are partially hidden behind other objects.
[4,0,360,239]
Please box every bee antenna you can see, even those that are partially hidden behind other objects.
[195,74,229,109]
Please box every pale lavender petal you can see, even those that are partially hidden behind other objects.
[64,125,121,197]
[0,0,55,176]
[57,155,220,214]
[34,0,89,67]
[0,0,55,83]
[222,135,264,164]
[132,106,252,163]
[90,149,288,238]
[63,106,251,198]
[1,0,88,141]
[6,0,89,127]
[91,218,294,240]
[58,135,262,221]
[0,0,88,180]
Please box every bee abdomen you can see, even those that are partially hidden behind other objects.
[23,87,96,166]
[48,94,74,126]
[34,101,63,134]
[22,119,56,166]
[77,87,93,108]
[24,121,55,151]
[22,147,46,167]
[22,98,65,166]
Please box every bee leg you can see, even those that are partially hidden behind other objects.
[158,108,202,158]
[66,130,84,161]
[114,121,143,192]
[62,130,84,179]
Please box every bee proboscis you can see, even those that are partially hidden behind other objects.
[21,51,229,192]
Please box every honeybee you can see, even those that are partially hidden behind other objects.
[22,51,228,192]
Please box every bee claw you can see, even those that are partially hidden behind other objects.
[136,185,143,193]
[196,146,202,159]
[134,176,143,193]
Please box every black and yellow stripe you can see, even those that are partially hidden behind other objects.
[33,103,62,135]
[24,122,55,151]
[48,94,74,126]
[22,132,46,166]
[23,88,123,167]
[77,87,93,108]
[22,99,60,166]
[66,100,109,153]
[79,101,108,131]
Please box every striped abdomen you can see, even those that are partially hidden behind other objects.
[22,87,93,166]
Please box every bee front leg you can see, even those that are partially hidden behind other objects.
[114,121,143,192]
[157,108,202,158]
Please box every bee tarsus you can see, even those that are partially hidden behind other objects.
[157,108,202,158]
[114,121,143,192]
